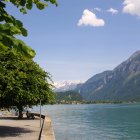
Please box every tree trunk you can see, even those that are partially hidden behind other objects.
[17,106,23,119]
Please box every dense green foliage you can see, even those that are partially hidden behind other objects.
[56,90,83,104]
[0,0,57,117]
[0,50,55,113]
[0,0,57,58]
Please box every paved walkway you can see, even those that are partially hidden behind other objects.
[0,116,41,140]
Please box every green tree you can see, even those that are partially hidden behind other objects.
[0,0,58,58]
[0,49,55,118]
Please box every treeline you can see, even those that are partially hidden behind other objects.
[55,90,83,104]
[55,90,136,104]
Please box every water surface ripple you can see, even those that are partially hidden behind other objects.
[34,104,140,140]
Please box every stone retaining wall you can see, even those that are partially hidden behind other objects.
[33,113,55,140]
[41,117,55,140]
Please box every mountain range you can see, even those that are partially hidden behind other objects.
[78,51,140,101]
[53,81,83,92]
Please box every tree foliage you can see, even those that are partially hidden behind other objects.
[0,0,58,58]
[0,0,57,117]
[0,49,55,113]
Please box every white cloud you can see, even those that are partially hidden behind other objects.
[77,9,105,27]
[94,8,102,12]
[123,0,140,16]
[107,8,118,15]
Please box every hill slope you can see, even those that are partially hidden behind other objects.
[79,51,140,101]
[56,90,83,104]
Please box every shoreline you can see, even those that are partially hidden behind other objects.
[55,101,139,105]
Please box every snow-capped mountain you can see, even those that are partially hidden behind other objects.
[53,81,84,92]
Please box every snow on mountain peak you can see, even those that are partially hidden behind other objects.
[53,80,84,92]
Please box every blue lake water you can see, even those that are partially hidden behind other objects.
[33,104,140,140]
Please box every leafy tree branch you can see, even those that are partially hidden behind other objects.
[0,0,58,58]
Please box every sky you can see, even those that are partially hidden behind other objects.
[6,0,140,82]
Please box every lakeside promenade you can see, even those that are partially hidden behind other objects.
[0,112,55,140]
[0,116,41,140]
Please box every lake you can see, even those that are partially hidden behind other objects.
[33,103,140,140]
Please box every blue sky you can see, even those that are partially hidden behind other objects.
[6,0,140,82]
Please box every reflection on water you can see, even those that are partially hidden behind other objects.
[33,104,140,140]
